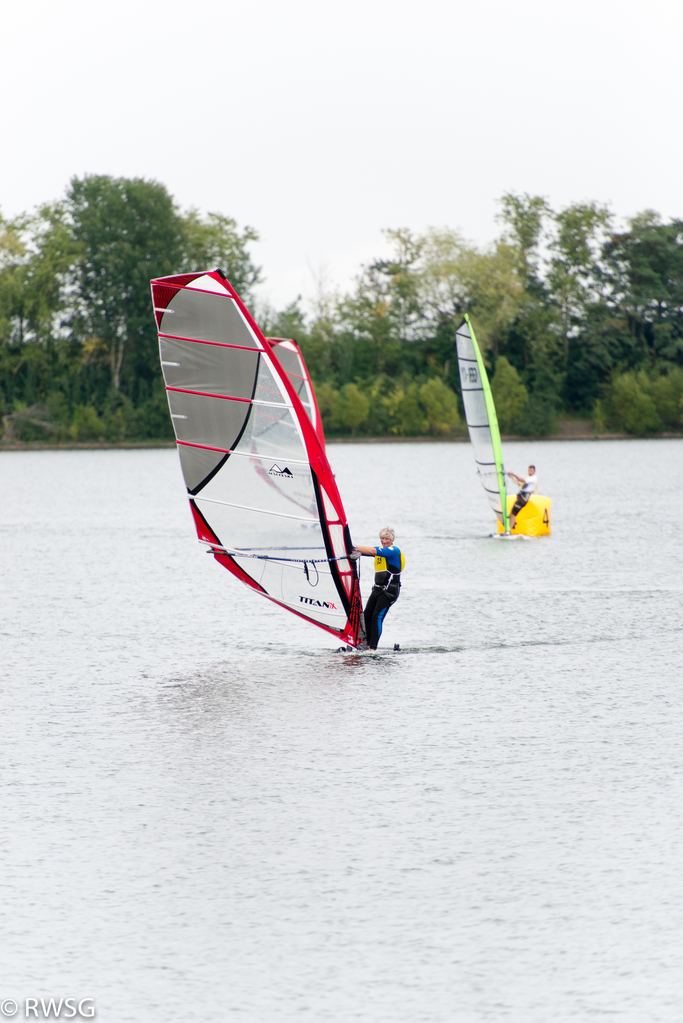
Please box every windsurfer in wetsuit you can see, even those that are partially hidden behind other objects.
[508,464,537,531]
[354,527,404,650]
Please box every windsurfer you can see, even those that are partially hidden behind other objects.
[507,465,537,531]
[354,527,404,650]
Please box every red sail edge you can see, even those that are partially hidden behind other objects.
[152,270,365,647]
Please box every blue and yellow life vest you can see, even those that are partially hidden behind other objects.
[373,545,405,593]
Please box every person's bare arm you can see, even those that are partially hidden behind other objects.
[355,545,377,556]
[508,472,525,486]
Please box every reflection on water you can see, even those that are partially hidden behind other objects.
[1,440,682,1022]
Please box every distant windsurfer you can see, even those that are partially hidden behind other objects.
[354,527,404,650]
[507,465,537,531]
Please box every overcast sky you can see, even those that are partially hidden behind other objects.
[3,0,681,310]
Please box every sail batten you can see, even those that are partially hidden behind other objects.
[195,496,318,522]
[152,269,365,645]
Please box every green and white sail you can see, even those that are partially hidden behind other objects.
[455,316,509,532]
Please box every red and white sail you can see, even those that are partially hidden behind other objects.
[151,270,364,646]
[265,338,325,445]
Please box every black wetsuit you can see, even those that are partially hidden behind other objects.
[364,545,402,649]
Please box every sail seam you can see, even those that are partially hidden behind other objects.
[166,386,293,409]
[158,333,263,351]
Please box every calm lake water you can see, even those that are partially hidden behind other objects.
[1,439,682,1022]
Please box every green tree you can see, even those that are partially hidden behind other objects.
[463,243,527,360]
[339,382,369,435]
[417,228,470,326]
[180,211,261,298]
[491,356,528,432]
[70,404,106,441]
[600,212,683,367]
[315,381,341,432]
[547,201,613,369]
[418,377,460,435]
[0,176,261,441]
[416,228,527,356]
[333,229,425,383]
[0,204,75,346]
[494,193,563,400]
[382,380,426,436]
[609,371,661,434]
[568,214,683,409]
[368,229,425,341]
[515,393,558,436]
[0,212,30,344]
[67,175,185,392]
[649,368,683,428]
[497,192,549,282]
[102,391,137,441]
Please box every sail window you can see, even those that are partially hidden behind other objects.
[160,336,259,400]
[166,390,253,451]
[160,289,261,349]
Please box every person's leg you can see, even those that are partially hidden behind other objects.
[370,591,396,649]
[364,589,379,649]
[510,495,524,530]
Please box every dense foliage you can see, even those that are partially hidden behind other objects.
[2,178,682,442]
[0,175,260,442]
[263,201,683,437]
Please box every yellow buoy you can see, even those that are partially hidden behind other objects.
[496,495,552,536]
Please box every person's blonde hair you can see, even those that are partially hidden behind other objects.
[379,526,395,543]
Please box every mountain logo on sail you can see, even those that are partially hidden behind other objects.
[269,463,294,478]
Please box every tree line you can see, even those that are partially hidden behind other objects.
[2,176,682,442]
[0,176,259,442]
